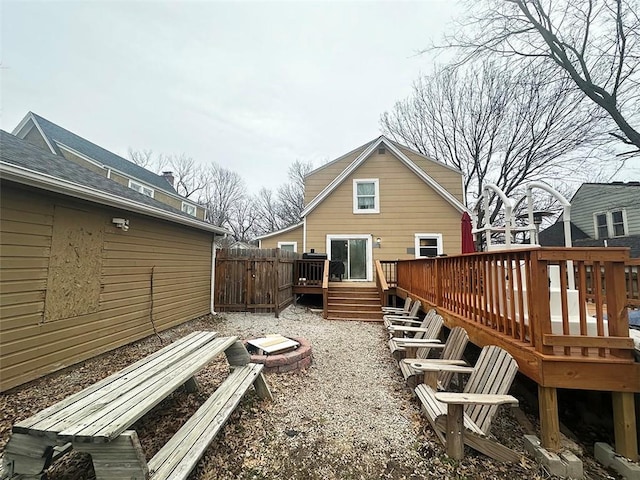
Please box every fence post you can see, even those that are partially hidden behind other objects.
[274,249,280,318]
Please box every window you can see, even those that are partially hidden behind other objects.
[353,179,379,214]
[593,209,627,239]
[181,202,197,217]
[611,210,626,237]
[128,180,154,198]
[278,242,297,252]
[414,233,443,258]
[595,213,608,239]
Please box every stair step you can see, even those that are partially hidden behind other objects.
[326,315,383,322]
[326,305,381,312]
[327,309,383,319]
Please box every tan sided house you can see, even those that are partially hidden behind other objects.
[12,112,205,221]
[0,131,229,392]
[257,136,467,281]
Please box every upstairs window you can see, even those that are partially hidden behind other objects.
[353,179,379,214]
[415,233,443,258]
[181,202,197,217]
[128,180,154,198]
[594,209,628,239]
[278,241,297,252]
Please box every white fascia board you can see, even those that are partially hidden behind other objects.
[0,161,230,235]
[301,138,382,216]
[12,113,57,154]
[301,136,468,216]
[254,221,304,240]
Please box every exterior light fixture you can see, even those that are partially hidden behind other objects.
[112,218,130,231]
[376,237,381,246]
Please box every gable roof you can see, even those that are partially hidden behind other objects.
[538,221,589,247]
[0,131,229,235]
[300,136,467,217]
[12,112,177,195]
[570,182,640,204]
[254,221,303,240]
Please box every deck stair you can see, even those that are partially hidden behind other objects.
[326,283,383,322]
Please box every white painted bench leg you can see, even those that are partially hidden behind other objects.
[3,433,55,476]
[75,431,148,480]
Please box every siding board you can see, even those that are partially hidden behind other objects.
[0,184,214,391]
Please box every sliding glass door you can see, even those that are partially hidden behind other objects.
[328,236,370,280]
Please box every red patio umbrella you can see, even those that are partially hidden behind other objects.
[461,212,476,254]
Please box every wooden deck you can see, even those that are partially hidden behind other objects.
[376,248,639,460]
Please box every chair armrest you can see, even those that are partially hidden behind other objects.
[384,315,420,321]
[401,358,466,366]
[388,325,434,333]
[392,338,441,346]
[409,362,474,374]
[382,307,407,314]
[434,392,519,407]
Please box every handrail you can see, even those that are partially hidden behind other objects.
[322,259,329,319]
[395,247,633,360]
[375,260,389,307]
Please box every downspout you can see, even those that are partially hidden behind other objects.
[210,236,217,315]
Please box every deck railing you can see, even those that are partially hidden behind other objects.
[375,260,389,307]
[379,260,398,287]
[394,248,635,360]
[294,259,325,287]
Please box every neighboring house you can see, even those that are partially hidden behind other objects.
[0,131,229,391]
[12,112,204,220]
[257,136,467,281]
[539,182,640,257]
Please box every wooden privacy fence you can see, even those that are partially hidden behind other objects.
[214,248,298,317]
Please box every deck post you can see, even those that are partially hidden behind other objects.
[538,385,561,451]
[530,252,553,355]
[604,260,631,358]
[611,392,638,461]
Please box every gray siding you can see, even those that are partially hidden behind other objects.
[570,184,640,238]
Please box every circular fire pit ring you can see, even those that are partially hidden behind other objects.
[244,336,312,373]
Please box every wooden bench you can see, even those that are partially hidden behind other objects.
[3,331,272,480]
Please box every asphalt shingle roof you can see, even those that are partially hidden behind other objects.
[0,131,223,232]
[30,112,177,194]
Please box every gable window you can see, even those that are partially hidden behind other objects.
[278,241,297,252]
[594,209,627,239]
[414,233,443,258]
[128,180,154,198]
[181,202,197,217]
[353,179,379,214]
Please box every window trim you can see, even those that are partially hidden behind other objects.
[352,178,380,214]
[414,233,443,258]
[181,202,198,217]
[593,209,628,239]
[277,241,297,252]
[128,179,155,198]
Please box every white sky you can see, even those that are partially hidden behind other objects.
[1,0,463,192]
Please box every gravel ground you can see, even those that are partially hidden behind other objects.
[0,306,618,479]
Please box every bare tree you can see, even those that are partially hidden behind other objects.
[381,60,610,223]
[277,160,313,226]
[201,165,246,227]
[226,196,261,242]
[127,148,155,168]
[253,188,285,234]
[158,153,209,199]
[444,0,640,153]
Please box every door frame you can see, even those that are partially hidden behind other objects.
[325,234,373,281]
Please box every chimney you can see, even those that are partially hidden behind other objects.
[162,171,174,187]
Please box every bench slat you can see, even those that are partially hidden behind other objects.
[60,336,238,442]
[148,363,264,480]
[15,331,217,435]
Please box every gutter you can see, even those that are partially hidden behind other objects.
[0,161,230,235]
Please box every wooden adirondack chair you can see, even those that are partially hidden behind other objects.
[383,300,423,328]
[399,326,469,389]
[388,313,443,360]
[413,345,520,463]
[381,296,411,315]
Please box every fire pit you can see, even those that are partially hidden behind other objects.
[244,335,312,373]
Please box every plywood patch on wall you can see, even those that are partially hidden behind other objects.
[44,205,104,321]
